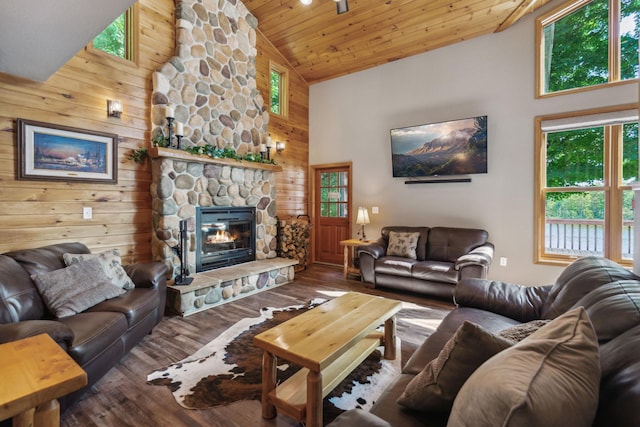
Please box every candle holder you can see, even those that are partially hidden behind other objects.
[166,116,175,148]
[176,135,183,150]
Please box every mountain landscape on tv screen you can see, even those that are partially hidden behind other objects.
[392,116,487,177]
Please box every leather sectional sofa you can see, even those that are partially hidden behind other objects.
[358,226,494,299]
[328,256,640,426]
[0,242,168,411]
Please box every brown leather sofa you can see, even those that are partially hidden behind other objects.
[329,256,640,426]
[358,226,493,299]
[0,242,168,411]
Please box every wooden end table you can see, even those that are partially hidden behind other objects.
[254,291,402,427]
[339,239,373,279]
[0,334,87,427]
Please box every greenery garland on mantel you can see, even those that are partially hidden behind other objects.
[128,137,278,166]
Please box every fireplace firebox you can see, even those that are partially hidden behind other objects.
[196,206,256,272]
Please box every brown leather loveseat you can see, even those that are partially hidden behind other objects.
[0,242,167,411]
[329,256,640,426]
[358,226,493,299]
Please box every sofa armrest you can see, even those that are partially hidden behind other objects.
[455,243,494,270]
[123,262,168,289]
[357,239,387,260]
[454,278,551,322]
[0,320,74,349]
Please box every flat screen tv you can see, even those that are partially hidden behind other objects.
[390,116,487,178]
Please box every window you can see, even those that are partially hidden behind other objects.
[270,62,288,117]
[91,6,137,62]
[537,0,639,96]
[319,171,348,218]
[534,105,638,266]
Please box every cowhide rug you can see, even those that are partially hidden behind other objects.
[147,298,401,423]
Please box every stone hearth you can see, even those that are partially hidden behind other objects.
[167,257,298,316]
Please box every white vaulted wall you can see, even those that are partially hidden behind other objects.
[308,1,638,285]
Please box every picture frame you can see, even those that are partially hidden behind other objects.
[17,118,118,184]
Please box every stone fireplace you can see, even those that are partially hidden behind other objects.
[147,0,298,316]
[149,0,275,276]
[150,148,279,278]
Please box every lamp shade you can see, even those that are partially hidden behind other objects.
[356,206,370,225]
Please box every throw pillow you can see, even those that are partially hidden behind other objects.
[447,307,600,427]
[387,231,420,259]
[31,258,126,318]
[498,319,551,343]
[63,249,135,290]
[397,321,513,412]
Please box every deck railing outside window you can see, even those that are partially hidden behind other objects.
[545,218,633,258]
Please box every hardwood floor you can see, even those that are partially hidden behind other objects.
[60,264,454,427]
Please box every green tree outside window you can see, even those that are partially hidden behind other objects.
[94,13,126,59]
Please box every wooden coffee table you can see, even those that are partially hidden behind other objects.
[253,291,402,427]
[0,334,87,427]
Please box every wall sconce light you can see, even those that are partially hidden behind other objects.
[356,206,370,240]
[276,141,286,154]
[107,100,123,118]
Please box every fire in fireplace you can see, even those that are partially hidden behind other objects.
[196,206,256,272]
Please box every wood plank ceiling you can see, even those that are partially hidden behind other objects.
[243,0,553,84]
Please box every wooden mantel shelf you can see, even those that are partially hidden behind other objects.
[149,147,283,172]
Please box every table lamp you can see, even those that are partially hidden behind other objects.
[356,206,370,240]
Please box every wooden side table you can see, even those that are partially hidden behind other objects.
[339,239,373,279]
[0,334,87,427]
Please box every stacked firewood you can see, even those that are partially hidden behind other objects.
[278,217,311,271]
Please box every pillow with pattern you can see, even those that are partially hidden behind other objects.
[32,258,126,318]
[387,231,420,259]
[63,249,135,290]
[499,320,551,343]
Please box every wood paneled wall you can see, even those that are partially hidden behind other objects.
[0,0,309,262]
[256,33,310,220]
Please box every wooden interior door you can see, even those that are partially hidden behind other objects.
[312,164,352,265]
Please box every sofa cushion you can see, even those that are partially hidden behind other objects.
[327,409,392,427]
[64,249,135,290]
[569,279,640,343]
[88,288,160,327]
[371,374,450,427]
[57,311,128,366]
[397,321,512,412]
[447,307,600,427]
[412,261,457,284]
[375,257,417,278]
[387,231,420,259]
[540,256,639,319]
[426,227,488,263]
[596,324,640,426]
[381,227,430,260]
[31,258,126,318]
[0,255,46,323]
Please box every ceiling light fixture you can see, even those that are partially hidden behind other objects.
[299,0,349,14]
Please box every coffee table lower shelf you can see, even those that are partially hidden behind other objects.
[267,332,382,421]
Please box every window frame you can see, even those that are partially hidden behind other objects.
[535,0,637,98]
[87,4,139,66]
[269,61,289,118]
[534,103,638,267]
